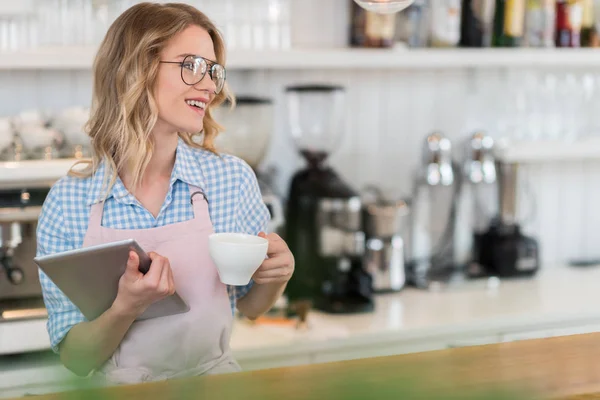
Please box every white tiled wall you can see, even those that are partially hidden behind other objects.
[1,0,599,266]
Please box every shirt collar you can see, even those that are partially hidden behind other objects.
[171,137,207,189]
[86,138,208,206]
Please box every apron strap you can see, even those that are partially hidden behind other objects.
[188,184,209,218]
[90,185,208,228]
[88,201,105,229]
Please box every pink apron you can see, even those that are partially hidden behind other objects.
[82,184,240,385]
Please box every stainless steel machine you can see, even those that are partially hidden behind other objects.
[454,131,499,277]
[0,177,52,354]
[406,132,458,289]
[0,114,79,355]
[476,157,540,278]
[405,131,540,290]
[362,186,409,294]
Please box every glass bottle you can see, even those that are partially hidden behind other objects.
[492,0,526,47]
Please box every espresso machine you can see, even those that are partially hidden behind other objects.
[283,85,373,314]
[0,179,51,354]
[212,96,284,233]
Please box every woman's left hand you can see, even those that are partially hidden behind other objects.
[252,232,295,285]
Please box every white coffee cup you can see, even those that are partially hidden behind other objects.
[208,233,268,286]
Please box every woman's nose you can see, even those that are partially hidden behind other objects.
[194,73,217,94]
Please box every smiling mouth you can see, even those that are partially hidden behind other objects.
[186,99,206,110]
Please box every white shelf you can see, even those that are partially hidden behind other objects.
[495,137,600,164]
[0,47,96,69]
[3,47,600,70]
[0,158,79,188]
[2,138,600,188]
[228,48,600,69]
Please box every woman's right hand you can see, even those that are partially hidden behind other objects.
[111,251,176,319]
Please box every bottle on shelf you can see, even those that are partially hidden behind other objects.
[555,0,584,47]
[492,0,527,47]
[580,0,599,47]
[429,0,462,47]
[395,0,430,48]
[349,0,397,48]
[524,0,556,47]
[460,0,497,47]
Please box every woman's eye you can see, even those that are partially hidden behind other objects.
[182,62,195,71]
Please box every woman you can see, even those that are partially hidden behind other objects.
[36,2,294,384]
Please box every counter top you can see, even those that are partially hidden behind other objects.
[3,265,600,398]
[0,159,78,189]
[230,265,600,363]
[12,332,600,400]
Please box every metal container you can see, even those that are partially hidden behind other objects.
[408,132,457,288]
[420,131,454,186]
[454,131,498,270]
[497,161,519,226]
[365,235,405,293]
[364,200,409,238]
[362,187,410,293]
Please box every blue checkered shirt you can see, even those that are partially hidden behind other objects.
[36,138,270,352]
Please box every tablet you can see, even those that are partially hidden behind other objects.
[34,238,190,322]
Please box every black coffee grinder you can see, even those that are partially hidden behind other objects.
[283,85,374,314]
[476,160,540,278]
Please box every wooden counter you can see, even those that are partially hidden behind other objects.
[11,332,600,400]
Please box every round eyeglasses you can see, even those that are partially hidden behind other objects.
[160,55,226,94]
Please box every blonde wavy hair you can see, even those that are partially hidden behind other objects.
[70,2,233,195]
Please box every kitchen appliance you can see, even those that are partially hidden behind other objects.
[362,186,409,293]
[405,132,460,289]
[405,131,538,288]
[213,96,284,233]
[283,85,373,314]
[0,179,50,354]
[454,131,498,277]
[477,159,540,277]
[0,188,47,299]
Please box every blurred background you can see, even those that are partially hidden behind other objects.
[2,0,600,397]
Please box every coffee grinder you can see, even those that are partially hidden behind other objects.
[283,85,374,314]
[212,96,284,233]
